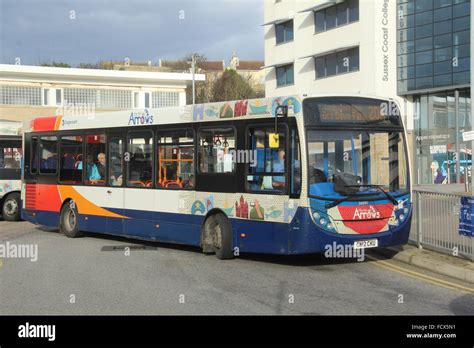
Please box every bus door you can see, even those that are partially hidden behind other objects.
[106,135,126,234]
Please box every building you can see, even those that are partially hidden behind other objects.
[397,0,471,185]
[229,51,265,95]
[0,64,205,122]
[264,0,471,186]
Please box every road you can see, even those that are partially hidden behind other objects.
[0,220,473,315]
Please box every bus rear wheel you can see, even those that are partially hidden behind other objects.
[60,201,83,238]
[2,192,21,221]
[203,213,233,260]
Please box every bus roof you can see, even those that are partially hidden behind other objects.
[25,94,395,133]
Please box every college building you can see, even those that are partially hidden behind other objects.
[0,64,205,122]
[264,0,471,186]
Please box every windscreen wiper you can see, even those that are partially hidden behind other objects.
[324,192,361,209]
[345,184,398,205]
[324,185,398,209]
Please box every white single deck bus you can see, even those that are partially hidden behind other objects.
[22,95,411,259]
[0,120,23,221]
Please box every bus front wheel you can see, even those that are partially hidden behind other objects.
[60,201,83,238]
[203,213,233,260]
[2,192,21,221]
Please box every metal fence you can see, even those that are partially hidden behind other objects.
[411,189,474,261]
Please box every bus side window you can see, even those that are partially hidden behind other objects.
[59,135,83,184]
[290,128,301,197]
[198,127,235,174]
[246,126,287,194]
[0,140,22,169]
[31,137,38,174]
[128,131,153,188]
[109,138,124,187]
[85,134,106,185]
[157,130,194,189]
[39,136,58,174]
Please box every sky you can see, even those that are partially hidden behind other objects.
[0,0,264,66]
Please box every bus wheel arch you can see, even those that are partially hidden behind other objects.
[1,191,21,221]
[201,209,234,260]
[59,199,83,238]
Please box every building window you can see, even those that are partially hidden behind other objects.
[397,0,470,93]
[198,128,236,174]
[157,130,195,189]
[0,86,42,106]
[315,47,359,79]
[414,89,471,185]
[152,91,180,108]
[276,64,294,87]
[63,88,97,107]
[42,88,63,106]
[314,0,359,33]
[100,90,132,109]
[132,91,152,109]
[275,20,293,44]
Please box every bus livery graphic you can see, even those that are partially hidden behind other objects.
[22,95,411,259]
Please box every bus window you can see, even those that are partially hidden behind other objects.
[157,130,194,189]
[128,131,153,188]
[109,138,124,187]
[85,134,106,185]
[246,126,287,193]
[290,128,301,197]
[0,141,22,169]
[31,137,38,174]
[39,136,58,174]
[198,128,235,174]
[59,135,82,184]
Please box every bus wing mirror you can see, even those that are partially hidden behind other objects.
[275,105,288,118]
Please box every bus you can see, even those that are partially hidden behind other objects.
[0,120,23,221]
[21,95,411,259]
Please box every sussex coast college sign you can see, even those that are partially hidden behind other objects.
[381,0,390,83]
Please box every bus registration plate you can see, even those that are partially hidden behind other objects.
[353,239,378,249]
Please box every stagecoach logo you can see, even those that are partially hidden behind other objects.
[128,109,154,126]
[353,206,381,220]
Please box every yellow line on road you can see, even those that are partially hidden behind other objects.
[366,254,474,295]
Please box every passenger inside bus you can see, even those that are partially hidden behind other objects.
[272,148,286,189]
[97,153,106,180]
[110,157,123,186]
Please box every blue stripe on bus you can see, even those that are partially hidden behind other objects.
[22,206,411,255]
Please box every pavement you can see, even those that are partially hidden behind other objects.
[368,244,474,284]
[0,220,473,315]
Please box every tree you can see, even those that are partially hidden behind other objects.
[40,61,71,68]
[211,69,258,102]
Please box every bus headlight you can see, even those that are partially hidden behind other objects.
[399,214,405,222]
[313,212,320,220]
[319,218,327,225]
[403,207,409,215]
[327,223,334,230]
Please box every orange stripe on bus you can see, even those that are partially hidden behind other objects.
[54,116,63,130]
[58,186,128,219]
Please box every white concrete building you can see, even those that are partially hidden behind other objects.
[264,0,398,101]
[264,0,473,188]
[0,64,205,122]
